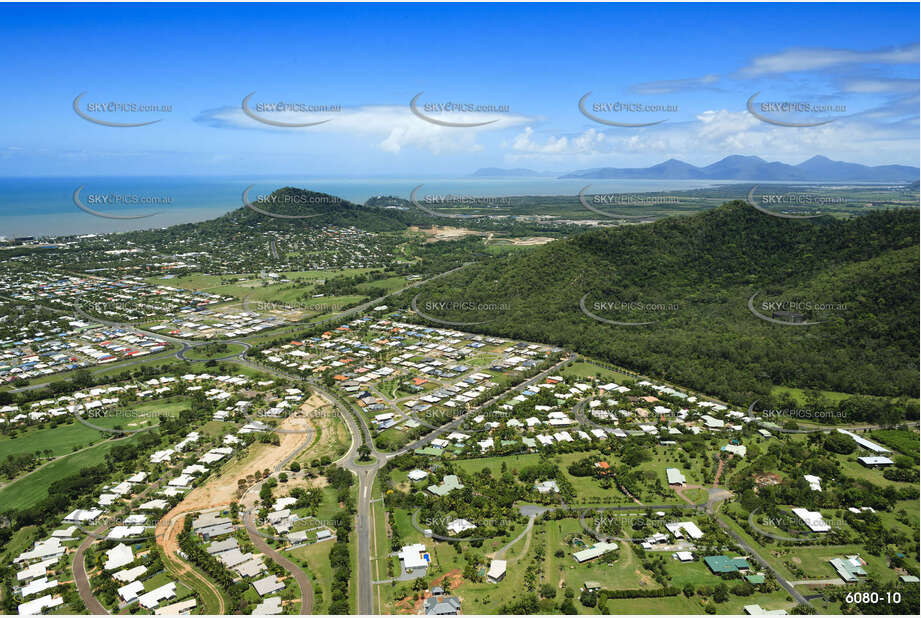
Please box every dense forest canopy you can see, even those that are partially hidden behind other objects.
[395,201,919,408]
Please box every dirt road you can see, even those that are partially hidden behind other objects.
[154,398,321,613]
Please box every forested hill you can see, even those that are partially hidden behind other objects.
[227,186,420,232]
[404,201,919,408]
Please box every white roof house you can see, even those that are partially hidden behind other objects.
[252,596,283,615]
[803,475,822,491]
[252,575,285,597]
[836,429,889,453]
[104,543,135,570]
[63,508,103,523]
[113,565,147,583]
[398,543,428,570]
[118,580,146,603]
[17,594,63,615]
[791,507,831,532]
[20,577,58,599]
[487,559,507,583]
[446,519,477,535]
[666,468,686,485]
[858,456,894,467]
[573,541,619,563]
[407,469,428,482]
[14,539,65,564]
[16,559,56,583]
[153,599,197,615]
[137,582,177,609]
[665,521,704,540]
[535,480,560,494]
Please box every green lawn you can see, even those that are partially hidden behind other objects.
[870,429,920,461]
[0,397,189,466]
[543,517,656,591]
[561,361,636,384]
[286,542,333,613]
[0,419,106,460]
[0,434,144,509]
[771,385,919,407]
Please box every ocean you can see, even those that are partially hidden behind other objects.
[0,176,731,237]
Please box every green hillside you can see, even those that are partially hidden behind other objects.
[401,201,919,414]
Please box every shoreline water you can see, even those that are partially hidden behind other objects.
[0,176,896,238]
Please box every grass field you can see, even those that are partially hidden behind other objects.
[286,541,333,613]
[771,385,919,407]
[543,517,656,591]
[869,429,920,461]
[0,419,106,460]
[1,397,187,464]
[0,434,143,509]
[561,361,636,384]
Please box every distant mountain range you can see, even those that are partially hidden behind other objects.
[473,155,919,182]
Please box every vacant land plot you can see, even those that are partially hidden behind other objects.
[561,361,636,383]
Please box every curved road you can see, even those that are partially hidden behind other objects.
[16,273,874,615]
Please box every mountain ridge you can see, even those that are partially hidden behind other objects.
[560,154,919,182]
[473,155,919,182]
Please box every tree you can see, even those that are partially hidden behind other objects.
[824,433,855,455]
[579,590,597,607]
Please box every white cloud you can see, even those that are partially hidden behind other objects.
[502,108,919,167]
[631,74,720,95]
[738,44,919,77]
[840,77,919,94]
[196,104,533,155]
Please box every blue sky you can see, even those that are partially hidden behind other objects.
[0,2,918,176]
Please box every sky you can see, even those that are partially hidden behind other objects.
[0,2,918,177]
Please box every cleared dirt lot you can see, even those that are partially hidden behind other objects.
[154,395,325,607]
